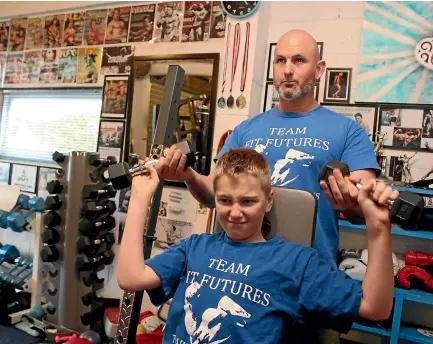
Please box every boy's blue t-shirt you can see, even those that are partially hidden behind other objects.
[146,232,362,344]
[215,106,380,263]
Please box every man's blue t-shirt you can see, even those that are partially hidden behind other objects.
[146,232,362,344]
[215,106,380,263]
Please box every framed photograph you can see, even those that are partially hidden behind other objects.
[323,68,352,103]
[378,105,433,151]
[101,75,129,119]
[322,103,378,142]
[10,164,38,193]
[263,82,280,112]
[266,41,323,82]
[314,82,320,102]
[0,162,11,185]
[38,167,59,199]
[97,119,125,163]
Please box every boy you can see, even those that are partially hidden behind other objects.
[118,148,396,343]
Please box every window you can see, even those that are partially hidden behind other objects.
[0,88,102,162]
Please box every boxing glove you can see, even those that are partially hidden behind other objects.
[397,265,433,291]
[339,258,367,281]
[340,249,400,277]
[405,251,433,268]
[340,248,364,261]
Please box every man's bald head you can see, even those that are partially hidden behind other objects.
[275,29,320,63]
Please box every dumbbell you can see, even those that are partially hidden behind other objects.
[47,180,63,195]
[0,258,32,285]
[319,160,425,228]
[82,271,105,287]
[82,185,116,200]
[45,195,62,210]
[52,151,65,164]
[44,211,61,227]
[78,216,115,236]
[77,233,115,253]
[0,245,20,265]
[81,291,103,306]
[6,197,46,232]
[81,200,116,219]
[42,228,60,245]
[76,250,115,271]
[88,155,117,167]
[107,140,196,190]
[0,195,33,228]
[40,246,59,262]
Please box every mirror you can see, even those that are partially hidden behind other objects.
[125,53,219,187]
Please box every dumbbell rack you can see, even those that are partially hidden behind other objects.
[42,151,116,333]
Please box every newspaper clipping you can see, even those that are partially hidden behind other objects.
[101,45,134,75]
[98,120,124,162]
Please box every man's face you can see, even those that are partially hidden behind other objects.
[272,38,318,102]
[215,174,273,243]
[166,7,173,15]
[114,10,120,20]
[355,115,362,123]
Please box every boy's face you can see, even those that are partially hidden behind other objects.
[215,173,273,243]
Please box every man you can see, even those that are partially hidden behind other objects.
[332,72,343,98]
[188,2,209,41]
[105,9,127,43]
[157,6,180,42]
[156,29,380,343]
[354,113,371,137]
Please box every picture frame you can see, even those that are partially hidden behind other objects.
[101,75,130,119]
[97,119,125,163]
[377,105,433,151]
[323,68,352,103]
[322,103,378,142]
[266,42,323,82]
[263,81,279,112]
[0,162,11,185]
[314,82,320,102]
[38,167,60,199]
[10,164,38,193]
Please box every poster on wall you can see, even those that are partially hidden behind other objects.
[97,120,125,162]
[43,14,64,48]
[26,17,44,50]
[101,75,129,118]
[0,162,11,185]
[0,21,10,52]
[21,50,41,84]
[101,45,134,75]
[105,6,130,44]
[4,52,23,85]
[10,164,38,193]
[322,104,377,142]
[154,218,193,250]
[323,68,352,103]
[153,1,184,43]
[181,2,211,42]
[263,82,279,112]
[83,9,107,46]
[378,106,433,151]
[58,48,78,83]
[76,46,102,84]
[128,4,156,42]
[8,17,27,52]
[209,1,226,39]
[38,167,59,199]
[39,49,59,84]
[355,2,433,104]
[62,12,85,47]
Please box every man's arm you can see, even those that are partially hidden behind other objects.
[185,170,215,208]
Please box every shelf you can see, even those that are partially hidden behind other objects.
[352,322,391,337]
[399,325,433,343]
[395,288,433,306]
[393,185,433,196]
[339,220,433,240]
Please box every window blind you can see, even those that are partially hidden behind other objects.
[0,88,102,162]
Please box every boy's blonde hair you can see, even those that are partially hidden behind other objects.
[213,148,272,195]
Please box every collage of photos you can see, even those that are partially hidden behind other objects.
[379,106,433,151]
[97,119,125,163]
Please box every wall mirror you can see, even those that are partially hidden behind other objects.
[125,53,219,187]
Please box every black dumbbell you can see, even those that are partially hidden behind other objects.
[40,246,59,262]
[80,306,104,326]
[52,151,65,163]
[77,233,115,253]
[81,200,116,219]
[45,195,62,210]
[82,271,105,287]
[44,211,61,227]
[88,155,117,167]
[47,180,63,195]
[76,250,115,271]
[319,160,425,228]
[107,141,196,190]
[42,228,60,245]
[82,185,117,200]
[78,216,115,235]
[81,291,103,306]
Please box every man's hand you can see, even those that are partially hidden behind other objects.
[131,161,160,201]
[155,145,195,182]
[319,168,359,211]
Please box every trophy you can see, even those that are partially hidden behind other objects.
[374,131,387,175]
[398,152,418,185]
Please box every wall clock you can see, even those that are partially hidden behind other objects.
[222,1,260,19]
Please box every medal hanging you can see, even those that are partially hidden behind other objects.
[227,23,240,108]
[217,23,231,108]
[236,22,250,109]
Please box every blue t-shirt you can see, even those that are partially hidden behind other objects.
[215,106,380,263]
[146,232,362,344]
